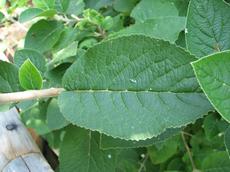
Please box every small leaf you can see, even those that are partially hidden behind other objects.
[19,59,43,90]
[131,0,178,22]
[45,63,71,87]
[24,19,64,53]
[192,50,230,122]
[47,98,69,130]
[148,136,179,164]
[186,0,230,57]
[14,49,46,73]
[19,8,56,23]
[0,61,20,93]
[0,11,4,22]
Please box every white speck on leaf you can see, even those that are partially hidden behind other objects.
[185,28,188,34]
[108,154,112,159]
[141,154,145,158]
[130,79,137,83]
[218,133,223,137]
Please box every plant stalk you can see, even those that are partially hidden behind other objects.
[0,88,65,104]
[181,132,197,171]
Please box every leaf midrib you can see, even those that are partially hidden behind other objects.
[65,90,201,94]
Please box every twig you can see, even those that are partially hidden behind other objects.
[0,88,65,104]
[138,154,149,172]
[181,132,197,171]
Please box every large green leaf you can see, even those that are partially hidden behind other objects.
[186,0,230,57]
[59,126,139,172]
[59,35,213,141]
[131,0,178,22]
[100,128,181,149]
[19,8,56,23]
[24,20,64,53]
[14,49,46,73]
[55,0,85,15]
[0,61,20,93]
[203,113,219,140]
[19,59,43,90]
[109,16,186,42]
[192,50,230,122]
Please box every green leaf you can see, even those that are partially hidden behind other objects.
[47,41,78,69]
[84,0,113,10]
[113,0,138,13]
[203,113,219,140]
[55,0,85,15]
[24,19,64,53]
[45,63,71,87]
[21,101,51,135]
[19,8,56,23]
[174,0,190,16]
[0,11,4,22]
[0,104,12,112]
[109,16,186,42]
[0,61,20,93]
[32,0,55,9]
[59,126,139,172]
[17,100,37,111]
[131,0,179,22]
[192,50,230,122]
[148,136,179,164]
[53,27,79,52]
[14,49,46,73]
[225,127,230,157]
[186,0,230,57]
[47,98,69,130]
[202,151,230,171]
[100,128,181,149]
[59,35,213,141]
[19,59,43,90]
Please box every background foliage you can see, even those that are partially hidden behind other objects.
[0,0,230,171]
